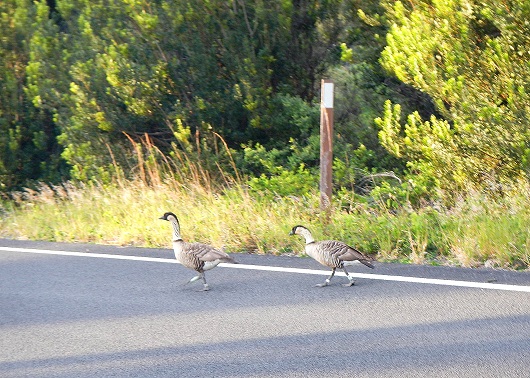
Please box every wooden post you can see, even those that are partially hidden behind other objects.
[320,79,334,211]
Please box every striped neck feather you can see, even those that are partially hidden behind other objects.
[169,217,183,241]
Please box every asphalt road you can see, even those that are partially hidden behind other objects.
[1,238,529,378]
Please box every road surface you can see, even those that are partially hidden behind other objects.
[1,239,529,377]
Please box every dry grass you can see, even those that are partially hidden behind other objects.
[0,133,528,270]
[0,180,314,253]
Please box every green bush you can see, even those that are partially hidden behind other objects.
[247,164,318,198]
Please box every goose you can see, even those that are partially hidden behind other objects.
[289,225,374,287]
[159,212,236,291]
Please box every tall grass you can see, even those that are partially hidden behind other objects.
[0,133,528,270]
[1,180,313,253]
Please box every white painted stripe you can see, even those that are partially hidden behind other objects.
[222,263,530,292]
[0,246,178,263]
[1,246,529,293]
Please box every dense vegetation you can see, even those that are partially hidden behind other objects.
[1,0,529,269]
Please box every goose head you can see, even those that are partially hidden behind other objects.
[159,212,178,221]
[289,225,315,244]
[289,225,307,236]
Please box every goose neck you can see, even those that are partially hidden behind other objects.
[169,217,182,241]
[300,228,315,244]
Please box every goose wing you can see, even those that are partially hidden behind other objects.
[186,242,235,263]
[318,240,374,268]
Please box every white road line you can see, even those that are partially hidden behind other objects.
[1,246,530,293]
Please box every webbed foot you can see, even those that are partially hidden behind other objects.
[315,279,331,287]
[183,275,201,286]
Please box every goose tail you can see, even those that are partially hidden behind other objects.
[360,259,375,269]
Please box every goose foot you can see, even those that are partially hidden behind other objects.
[185,275,201,285]
[315,279,331,287]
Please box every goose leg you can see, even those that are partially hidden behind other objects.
[341,266,356,287]
[185,275,201,285]
[199,273,210,291]
[316,268,336,287]
[184,273,210,291]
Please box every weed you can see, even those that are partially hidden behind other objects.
[0,133,528,270]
